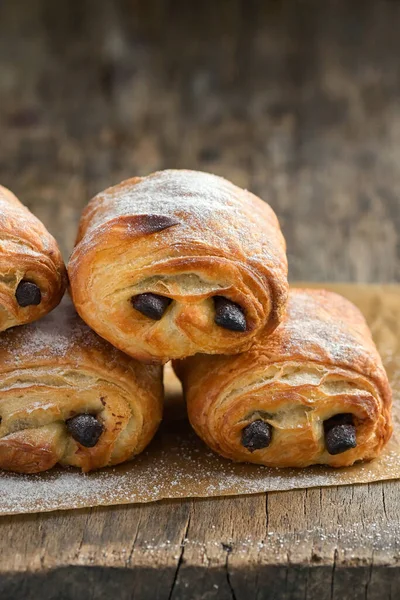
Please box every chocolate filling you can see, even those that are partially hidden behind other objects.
[241,419,272,452]
[214,296,247,332]
[66,414,104,448]
[130,293,172,320]
[15,280,42,307]
[324,413,357,455]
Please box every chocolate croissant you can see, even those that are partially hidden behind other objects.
[68,170,288,363]
[0,185,67,331]
[0,300,163,473]
[175,289,392,468]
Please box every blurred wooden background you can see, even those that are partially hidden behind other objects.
[1,2,400,599]
[0,0,399,281]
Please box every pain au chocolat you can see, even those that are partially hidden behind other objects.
[175,289,392,468]
[0,185,67,331]
[0,300,163,473]
[68,170,288,363]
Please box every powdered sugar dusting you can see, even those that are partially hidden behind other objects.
[77,170,285,267]
[261,289,390,400]
[0,298,119,366]
[0,422,399,516]
[89,171,245,230]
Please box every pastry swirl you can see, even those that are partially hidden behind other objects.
[175,289,392,468]
[68,170,288,363]
[0,300,163,473]
[0,185,67,331]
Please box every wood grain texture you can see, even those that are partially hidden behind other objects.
[0,0,400,598]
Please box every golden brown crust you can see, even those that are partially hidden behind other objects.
[0,185,67,331]
[0,300,163,473]
[68,170,288,363]
[175,289,392,468]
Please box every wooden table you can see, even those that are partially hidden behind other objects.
[0,1,399,598]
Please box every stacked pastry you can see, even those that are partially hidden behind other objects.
[67,169,392,469]
[0,170,392,474]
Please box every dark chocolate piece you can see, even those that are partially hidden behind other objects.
[241,420,272,452]
[66,414,104,448]
[324,413,357,455]
[15,280,41,307]
[130,293,172,320]
[214,296,247,332]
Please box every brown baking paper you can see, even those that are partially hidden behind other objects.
[0,284,399,515]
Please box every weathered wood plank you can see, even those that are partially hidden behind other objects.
[1,482,400,597]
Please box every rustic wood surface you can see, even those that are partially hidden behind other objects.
[0,0,400,598]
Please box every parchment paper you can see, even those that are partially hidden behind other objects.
[0,283,399,515]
